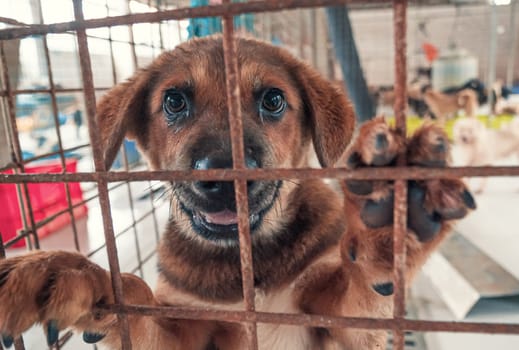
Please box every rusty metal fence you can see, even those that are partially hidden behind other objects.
[0,0,519,350]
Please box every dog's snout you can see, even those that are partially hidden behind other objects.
[193,154,260,170]
[194,156,232,170]
[193,154,260,199]
[195,180,234,197]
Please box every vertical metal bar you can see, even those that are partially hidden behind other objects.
[298,10,305,59]
[488,2,497,116]
[221,2,258,348]
[36,0,81,252]
[392,1,408,350]
[310,9,318,67]
[72,1,132,349]
[144,1,162,243]
[156,0,166,51]
[125,0,140,72]
[506,0,517,87]
[13,338,25,350]
[0,42,39,251]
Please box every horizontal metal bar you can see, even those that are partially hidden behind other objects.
[0,0,380,40]
[0,86,110,96]
[1,166,518,184]
[21,144,90,165]
[0,16,29,26]
[98,304,519,335]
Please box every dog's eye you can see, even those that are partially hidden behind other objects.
[260,88,286,120]
[163,90,189,119]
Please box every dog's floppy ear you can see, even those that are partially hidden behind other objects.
[95,69,152,170]
[293,64,356,167]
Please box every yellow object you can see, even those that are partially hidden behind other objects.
[385,114,516,140]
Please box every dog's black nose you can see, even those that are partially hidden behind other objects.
[193,154,259,198]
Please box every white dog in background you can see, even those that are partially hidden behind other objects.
[452,117,519,193]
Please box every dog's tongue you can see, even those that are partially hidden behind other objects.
[203,209,238,225]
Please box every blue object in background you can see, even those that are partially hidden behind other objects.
[188,0,254,38]
[112,140,141,169]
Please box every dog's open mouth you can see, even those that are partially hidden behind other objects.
[191,209,262,240]
[178,181,281,244]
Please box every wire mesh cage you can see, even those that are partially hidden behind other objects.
[1,0,519,349]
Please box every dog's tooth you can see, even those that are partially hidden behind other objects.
[360,192,394,228]
[46,320,59,346]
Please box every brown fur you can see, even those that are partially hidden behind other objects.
[0,36,473,349]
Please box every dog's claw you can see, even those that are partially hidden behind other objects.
[2,334,13,348]
[83,331,106,344]
[346,152,362,168]
[462,190,476,209]
[360,192,394,228]
[408,182,442,242]
[372,282,394,296]
[46,320,59,346]
[375,133,388,151]
[345,180,373,195]
[435,207,467,221]
[348,243,357,262]
[0,266,12,287]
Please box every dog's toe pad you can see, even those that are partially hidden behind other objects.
[345,180,373,195]
[360,192,394,228]
[408,183,442,242]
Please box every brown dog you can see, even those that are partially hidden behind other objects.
[0,36,475,349]
[423,87,479,124]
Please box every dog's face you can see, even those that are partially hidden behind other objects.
[96,36,354,246]
[453,118,484,145]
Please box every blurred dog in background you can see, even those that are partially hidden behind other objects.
[422,86,479,124]
[452,117,519,193]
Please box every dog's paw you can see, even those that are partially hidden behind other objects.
[343,119,475,242]
[344,116,405,198]
[0,251,114,347]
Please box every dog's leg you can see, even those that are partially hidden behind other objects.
[0,251,213,349]
[297,118,475,349]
